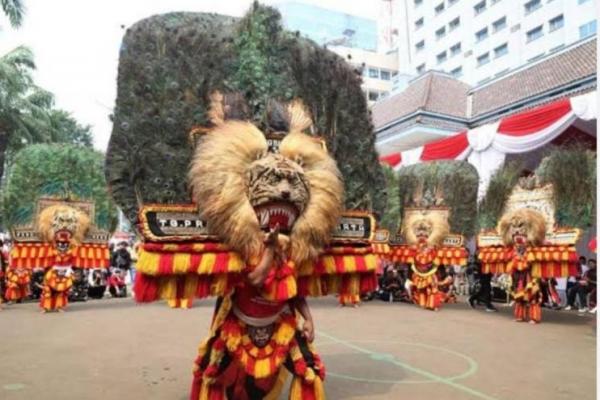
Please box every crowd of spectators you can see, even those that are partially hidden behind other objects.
[0,239,139,303]
[361,251,596,314]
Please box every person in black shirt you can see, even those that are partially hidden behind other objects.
[468,251,498,312]
[379,267,404,302]
[111,241,132,274]
[566,258,596,313]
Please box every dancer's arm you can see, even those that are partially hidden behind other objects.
[247,228,279,287]
[292,297,315,342]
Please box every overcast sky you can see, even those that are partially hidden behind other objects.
[0,0,378,151]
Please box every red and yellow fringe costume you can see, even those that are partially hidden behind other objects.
[134,241,378,400]
[338,293,360,306]
[40,268,73,311]
[189,258,325,400]
[40,250,75,311]
[509,253,542,323]
[8,241,109,311]
[4,268,31,301]
[391,245,467,311]
[479,245,578,323]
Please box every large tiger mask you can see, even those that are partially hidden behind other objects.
[189,93,343,266]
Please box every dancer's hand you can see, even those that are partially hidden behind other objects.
[302,319,315,343]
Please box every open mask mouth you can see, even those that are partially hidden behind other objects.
[417,233,429,242]
[513,234,526,245]
[56,241,70,253]
[255,202,300,234]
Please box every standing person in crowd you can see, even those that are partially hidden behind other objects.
[454,263,468,296]
[468,251,498,312]
[587,259,597,313]
[565,258,596,313]
[129,241,140,285]
[111,241,132,282]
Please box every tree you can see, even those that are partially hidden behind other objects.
[0,46,55,180]
[379,165,400,234]
[48,109,93,147]
[1,0,25,28]
[2,144,117,231]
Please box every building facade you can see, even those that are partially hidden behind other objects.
[277,1,378,50]
[276,1,398,104]
[373,37,596,157]
[386,0,597,86]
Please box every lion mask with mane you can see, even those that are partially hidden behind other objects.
[38,204,91,253]
[402,211,450,248]
[189,92,344,266]
[498,208,546,248]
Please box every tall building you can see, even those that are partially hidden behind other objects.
[386,0,597,86]
[276,1,398,104]
[276,1,378,50]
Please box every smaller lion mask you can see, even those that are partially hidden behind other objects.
[402,211,449,248]
[498,208,546,247]
[38,205,90,252]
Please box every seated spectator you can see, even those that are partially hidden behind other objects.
[378,267,405,302]
[566,259,596,313]
[88,269,107,299]
[437,265,457,304]
[107,268,127,298]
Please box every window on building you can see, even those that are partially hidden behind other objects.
[368,91,379,101]
[475,27,489,42]
[416,63,426,74]
[436,26,446,39]
[491,0,502,4]
[549,15,564,32]
[450,42,462,56]
[415,40,425,52]
[368,68,379,78]
[449,17,460,31]
[435,2,445,14]
[578,0,590,4]
[474,1,486,15]
[492,17,507,32]
[524,0,542,15]
[380,70,391,80]
[449,0,459,5]
[526,25,544,42]
[414,0,423,6]
[436,51,447,64]
[415,17,424,29]
[451,66,463,77]
[478,77,492,85]
[477,52,490,66]
[494,43,508,58]
[579,20,597,38]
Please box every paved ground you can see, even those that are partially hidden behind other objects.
[0,296,595,400]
